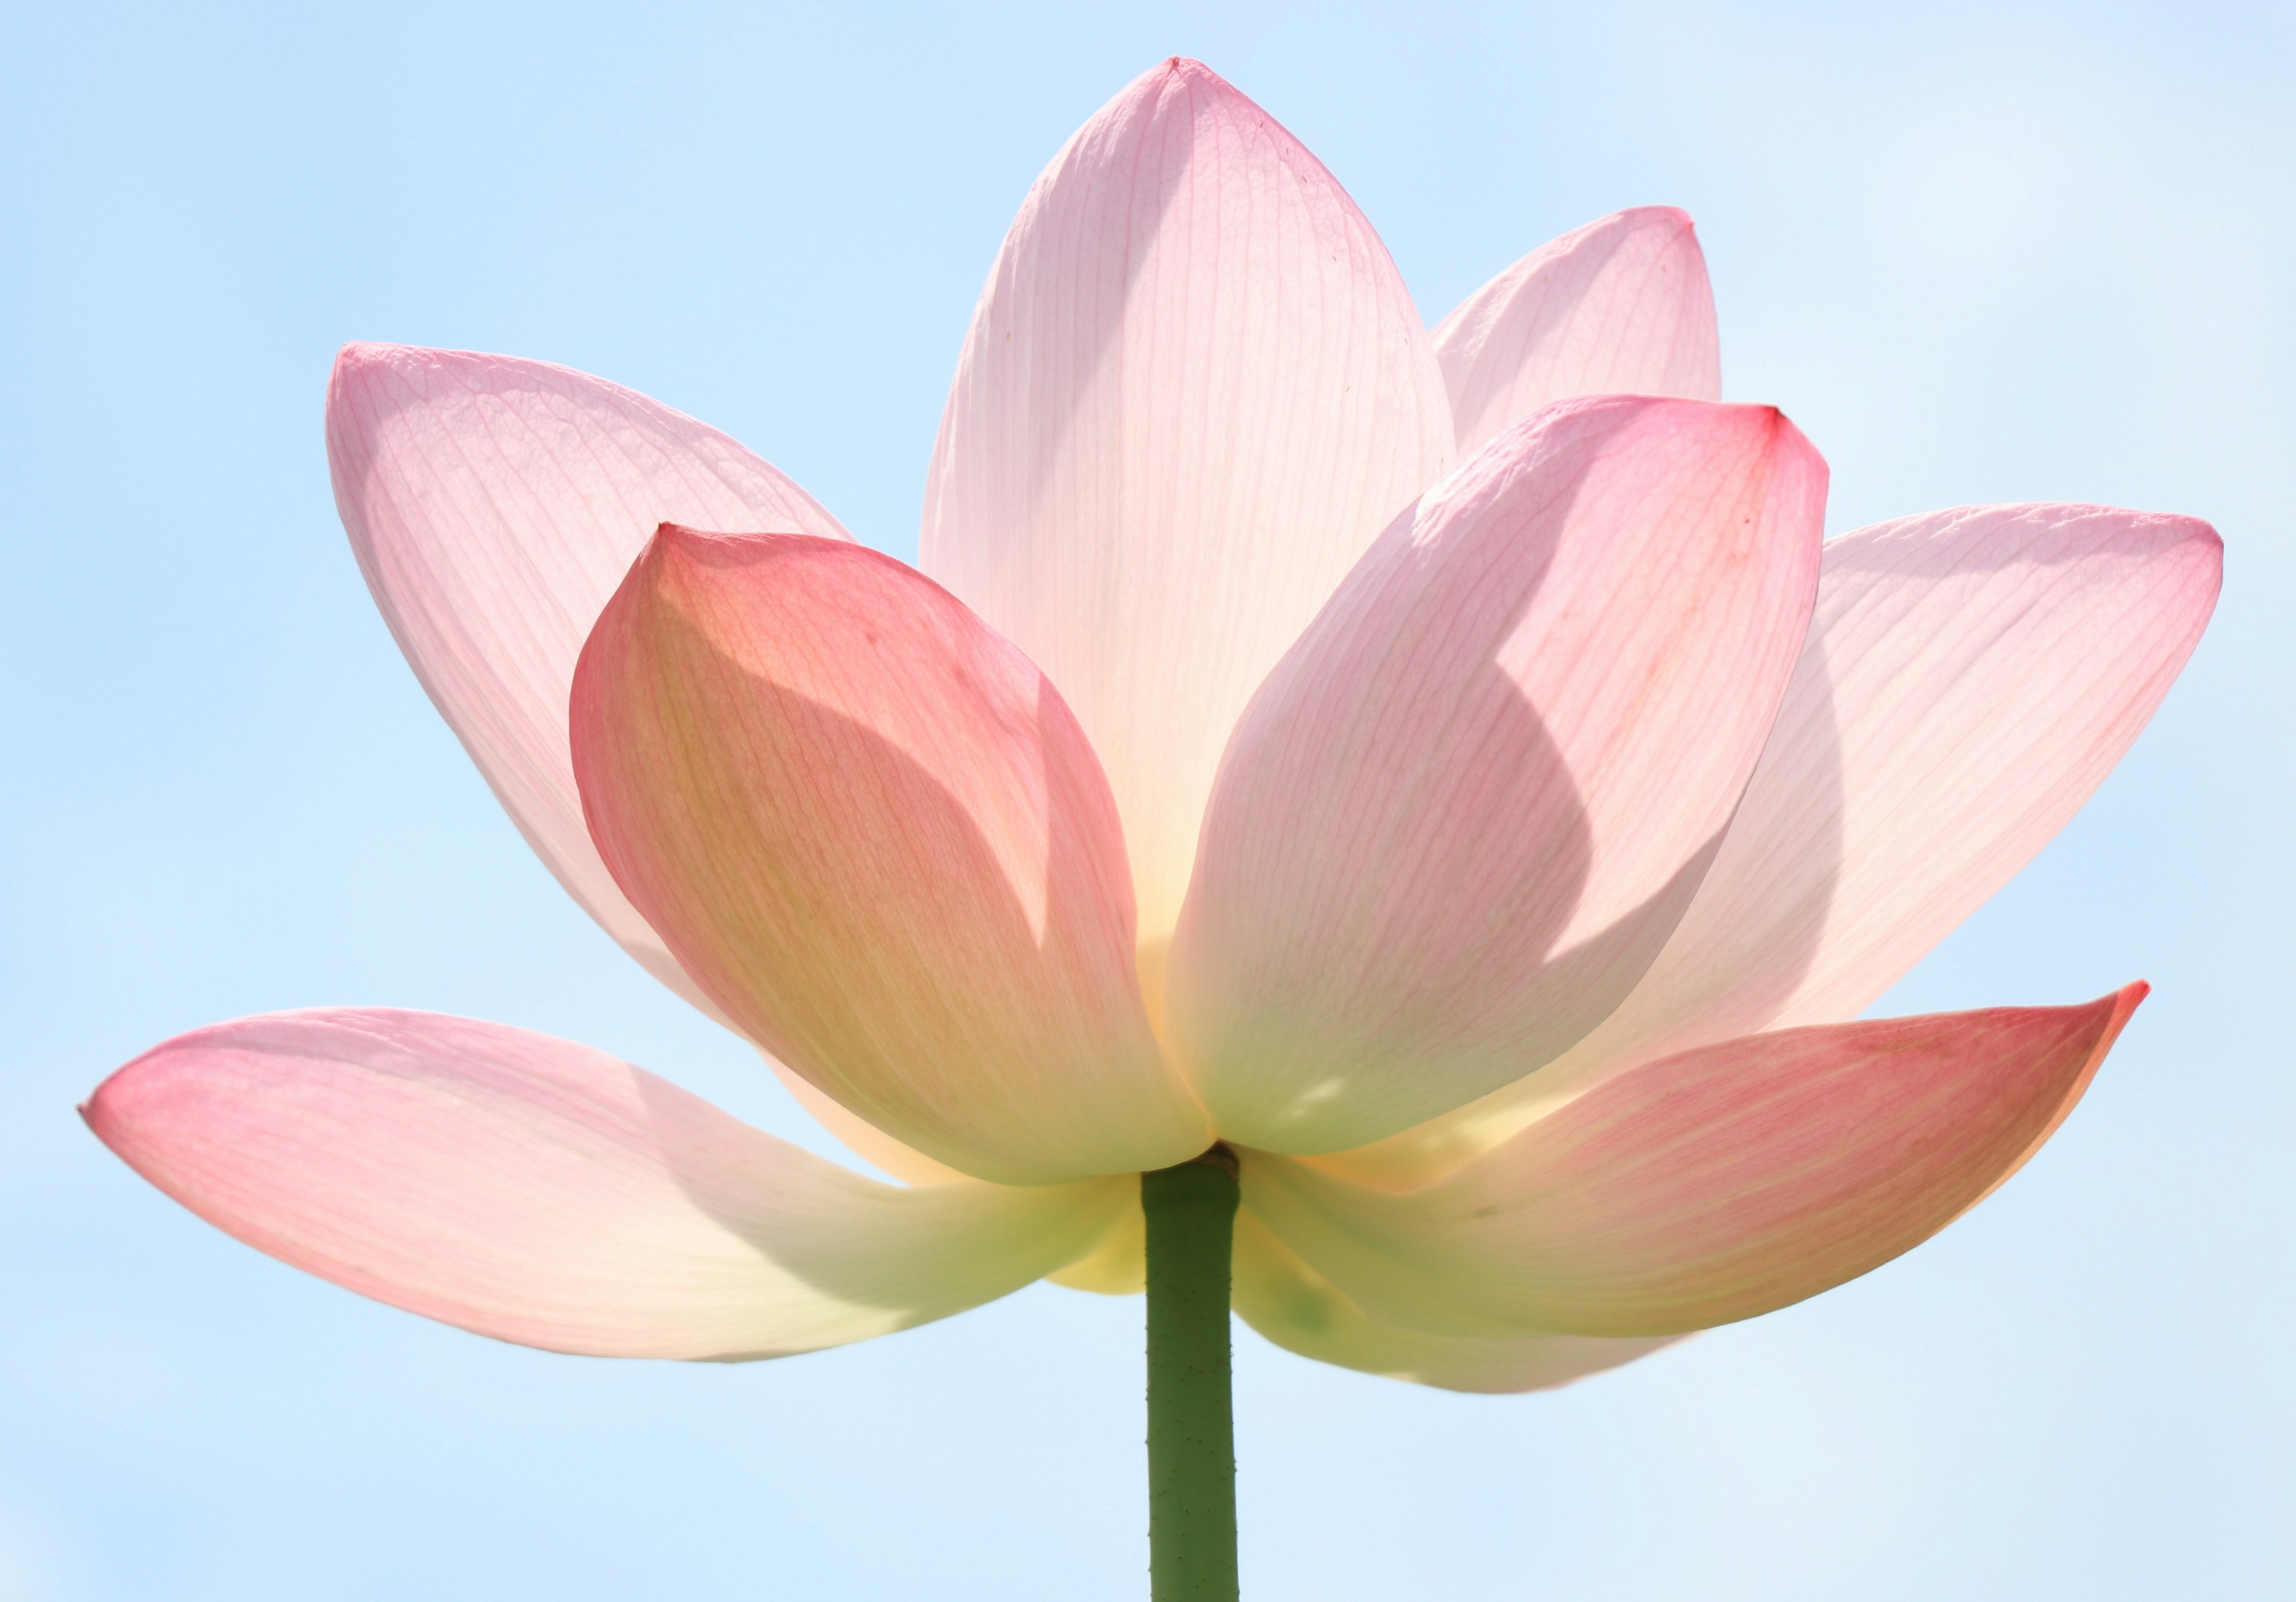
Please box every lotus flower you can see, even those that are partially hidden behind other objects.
[89,57,2218,1432]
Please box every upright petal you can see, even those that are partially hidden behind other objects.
[1246,989,2143,1338]
[1434,206,1722,458]
[86,1010,1127,1360]
[326,344,849,1019]
[1169,397,1826,1152]
[921,58,1454,954]
[571,528,1210,1185]
[1232,1211,1677,1393]
[1341,504,2220,1184]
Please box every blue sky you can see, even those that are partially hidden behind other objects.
[2,1,2290,1597]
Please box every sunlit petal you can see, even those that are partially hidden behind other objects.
[1247,989,2142,1337]
[326,343,847,1019]
[572,527,1210,1184]
[1343,505,2219,1183]
[922,57,1453,958]
[1232,1210,1677,1393]
[86,1010,1127,1359]
[1170,396,1825,1151]
[1434,206,1721,457]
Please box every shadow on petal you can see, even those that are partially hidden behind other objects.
[575,531,1207,1183]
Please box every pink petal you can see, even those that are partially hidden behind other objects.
[326,343,848,1021]
[85,1010,1128,1359]
[1167,396,1826,1152]
[1341,503,2221,1184]
[1245,988,2144,1338]
[1232,1210,1676,1393]
[920,57,1454,962]
[570,528,1210,1184]
[1434,206,1722,459]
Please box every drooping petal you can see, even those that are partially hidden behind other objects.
[1231,1210,1676,1393]
[1245,989,2144,1338]
[1434,206,1721,458]
[920,57,1454,957]
[571,528,1210,1185]
[1167,396,1826,1152]
[1339,504,2221,1184]
[84,1010,1127,1359]
[326,344,849,1020]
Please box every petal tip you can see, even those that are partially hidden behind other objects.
[329,340,422,392]
[2109,978,2151,1026]
[1620,203,1698,236]
[1159,55,1223,84]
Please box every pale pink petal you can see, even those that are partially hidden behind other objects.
[1341,504,2221,1184]
[921,57,1454,962]
[326,344,848,1020]
[571,528,1210,1184]
[1167,397,1825,1152]
[1434,206,1721,458]
[1246,989,2143,1338]
[1232,1210,1676,1393]
[85,1010,1127,1359]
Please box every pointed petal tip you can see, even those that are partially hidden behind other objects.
[1157,55,1221,82]
[1617,203,1697,233]
[328,340,426,395]
[2097,979,2149,1052]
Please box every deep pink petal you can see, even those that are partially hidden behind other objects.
[1245,988,2143,1338]
[1343,504,2220,1183]
[1434,206,1722,458]
[570,528,1210,1184]
[1232,1210,1677,1393]
[1167,396,1825,1152]
[326,344,848,1019]
[921,58,1454,962]
[86,1010,1128,1359]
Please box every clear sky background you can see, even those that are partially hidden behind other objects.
[3,1,2290,1597]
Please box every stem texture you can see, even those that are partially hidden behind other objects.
[1143,1149,1241,1601]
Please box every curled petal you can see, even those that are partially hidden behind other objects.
[571,528,1210,1184]
[1245,989,2144,1338]
[326,344,847,1019]
[1169,396,1825,1151]
[85,1010,1126,1359]
[1232,1210,1675,1393]
[1434,206,1722,457]
[1345,504,2220,1184]
[921,57,1454,956]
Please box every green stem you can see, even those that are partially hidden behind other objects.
[1142,1147,1241,1601]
